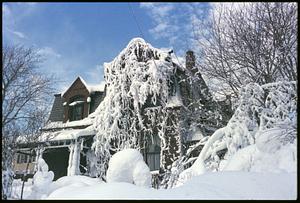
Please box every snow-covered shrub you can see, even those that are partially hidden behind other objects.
[28,158,54,199]
[176,81,297,186]
[92,38,175,178]
[223,134,297,173]
[106,149,151,187]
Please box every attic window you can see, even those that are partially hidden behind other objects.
[68,95,85,121]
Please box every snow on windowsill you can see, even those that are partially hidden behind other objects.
[69,101,84,106]
[166,94,183,108]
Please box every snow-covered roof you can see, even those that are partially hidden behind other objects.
[61,76,106,96]
[39,125,96,142]
[171,54,186,71]
[43,116,93,130]
[16,135,28,144]
[86,81,106,93]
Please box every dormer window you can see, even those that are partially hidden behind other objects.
[68,95,85,121]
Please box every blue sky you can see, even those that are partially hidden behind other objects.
[3,2,212,93]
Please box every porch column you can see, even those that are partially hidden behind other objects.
[34,146,45,172]
[67,139,82,176]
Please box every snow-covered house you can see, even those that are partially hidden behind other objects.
[13,38,229,182]
[13,77,106,180]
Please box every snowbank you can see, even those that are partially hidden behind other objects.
[28,158,54,199]
[11,179,33,200]
[46,171,296,199]
[223,139,297,173]
[106,149,151,187]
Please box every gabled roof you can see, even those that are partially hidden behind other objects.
[61,76,106,97]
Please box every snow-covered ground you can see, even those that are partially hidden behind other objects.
[11,179,33,200]
[9,172,294,200]
[11,133,297,200]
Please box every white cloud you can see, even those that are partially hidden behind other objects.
[139,3,155,9]
[140,3,176,41]
[151,4,174,17]
[3,3,39,44]
[37,47,61,58]
[11,30,27,39]
[85,64,105,84]
[140,3,212,57]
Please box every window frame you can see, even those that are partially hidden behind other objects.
[68,95,85,121]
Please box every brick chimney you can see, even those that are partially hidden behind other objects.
[185,50,196,73]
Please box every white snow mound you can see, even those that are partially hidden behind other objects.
[29,158,54,199]
[106,149,151,187]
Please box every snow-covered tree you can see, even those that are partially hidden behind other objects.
[2,45,55,199]
[194,2,297,99]
[91,38,230,183]
[92,38,176,178]
[176,81,297,186]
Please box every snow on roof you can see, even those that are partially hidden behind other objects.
[61,76,106,96]
[16,135,28,144]
[39,129,82,142]
[43,116,93,130]
[171,54,186,71]
[77,76,106,93]
[39,125,96,142]
[86,81,106,93]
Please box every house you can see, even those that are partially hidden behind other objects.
[13,78,106,180]
[13,40,230,182]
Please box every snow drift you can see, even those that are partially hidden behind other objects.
[45,171,296,199]
[106,149,151,187]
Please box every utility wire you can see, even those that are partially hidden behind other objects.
[127,3,185,71]
[128,3,146,40]
[128,3,160,71]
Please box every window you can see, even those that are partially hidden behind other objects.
[68,95,85,121]
[146,145,161,171]
[17,154,21,164]
[146,152,160,171]
[17,153,34,164]
[17,154,27,164]
[21,154,27,163]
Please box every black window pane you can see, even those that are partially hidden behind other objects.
[17,154,21,164]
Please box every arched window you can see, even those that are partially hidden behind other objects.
[68,95,85,121]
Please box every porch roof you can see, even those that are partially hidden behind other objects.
[39,125,95,142]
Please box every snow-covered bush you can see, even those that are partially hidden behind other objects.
[176,81,297,186]
[28,158,54,199]
[92,38,175,178]
[106,149,151,187]
[223,130,297,173]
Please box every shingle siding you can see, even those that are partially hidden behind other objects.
[48,94,64,122]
